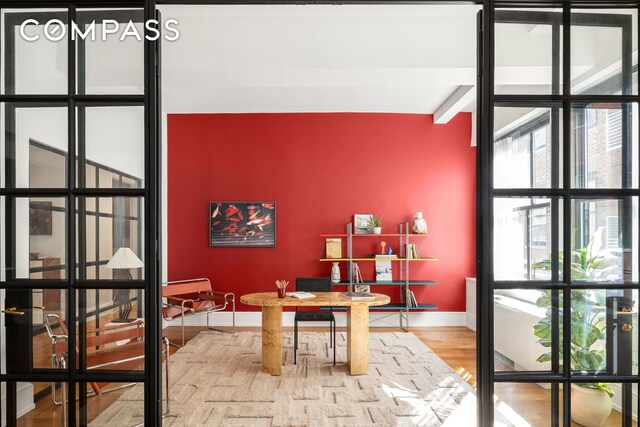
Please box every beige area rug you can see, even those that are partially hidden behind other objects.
[90,331,478,426]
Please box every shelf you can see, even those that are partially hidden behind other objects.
[319,257,438,262]
[334,280,437,286]
[323,303,438,311]
[321,222,437,330]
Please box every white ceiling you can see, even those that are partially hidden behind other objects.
[158,5,636,123]
[160,5,480,115]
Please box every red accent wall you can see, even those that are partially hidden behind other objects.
[167,113,475,312]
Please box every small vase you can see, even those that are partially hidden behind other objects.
[372,227,382,234]
[412,212,427,234]
[331,262,341,284]
[277,287,286,298]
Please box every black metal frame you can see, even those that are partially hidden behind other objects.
[0,2,160,426]
[1,1,637,426]
[482,4,640,427]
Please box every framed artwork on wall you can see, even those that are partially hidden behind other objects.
[210,202,276,247]
[29,201,53,235]
[353,214,373,234]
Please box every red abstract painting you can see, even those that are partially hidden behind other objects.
[210,202,276,247]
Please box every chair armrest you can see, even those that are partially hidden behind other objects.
[88,319,144,335]
[197,292,226,302]
[199,291,235,302]
[165,296,196,307]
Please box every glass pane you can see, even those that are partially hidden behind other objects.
[571,103,638,189]
[495,9,562,95]
[1,382,68,425]
[76,9,144,95]
[0,197,68,280]
[78,106,144,188]
[494,107,562,189]
[39,293,68,372]
[571,9,638,96]
[77,197,144,280]
[78,288,144,325]
[2,288,67,374]
[569,290,638,377]
[1,105,68,189]
[571,198,638,282]
[3,10,68,94]
[86,382,144,425]
[494,383,564,427]
[570,382,637,426]
[495,289,561,373]
[494,197,562,281]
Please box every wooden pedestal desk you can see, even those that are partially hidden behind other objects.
[240,292,390,376]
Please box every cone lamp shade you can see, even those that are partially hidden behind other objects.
[106,247,144,269]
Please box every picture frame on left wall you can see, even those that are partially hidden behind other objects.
[210,202,276,247]
[29,201,53,235]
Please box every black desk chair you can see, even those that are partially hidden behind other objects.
[294,277,336,366]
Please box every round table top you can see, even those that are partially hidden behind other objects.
[240,292,390,307]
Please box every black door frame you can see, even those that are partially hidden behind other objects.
[0,1,161,426]
[479,3,640,427]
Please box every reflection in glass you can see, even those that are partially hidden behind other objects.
[494,289,560,373]
[77,9,144,95]
[76,289,146,374]
[571,9,637,96]
[79,106,144,188]
[77,197,144,281]
[4,10,69,94]
[494,383,562,427]
[2,105,68,189]
[494,107,562,189]
[571,103,638,189]
[0,197,69,280]
[494,197,562,281]
[571,198,638,282]
[495,9,561,95]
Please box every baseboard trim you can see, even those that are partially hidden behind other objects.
[163,311,466,328]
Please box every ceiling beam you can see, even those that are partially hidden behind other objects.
[433,85,475,124]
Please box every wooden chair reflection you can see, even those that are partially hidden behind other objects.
[43,313,170,425]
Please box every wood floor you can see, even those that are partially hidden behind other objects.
[15,326,634,426]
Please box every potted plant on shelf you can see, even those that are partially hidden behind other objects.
[532,228,614,427]
[368,215,383,234]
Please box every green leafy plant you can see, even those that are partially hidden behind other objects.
[531,228,607,280]
[532,228,612,397]
[368,215,383,228]
[533,289,612,396]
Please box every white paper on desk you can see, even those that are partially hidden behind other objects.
[286,292,316,299]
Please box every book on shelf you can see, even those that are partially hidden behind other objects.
[352,262,364,283]
[375,255,394,281]
[406,243,419,259]
[325,238,342,259]
[286,292,316,299]
[340,292,375,301]
[404,289,417,307]
[410,291,418,308]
